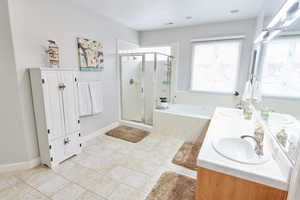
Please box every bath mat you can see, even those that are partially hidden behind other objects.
[145,172,196,200]
[172,142,201,171]
[105,126,150,143]
[172,121,210,171]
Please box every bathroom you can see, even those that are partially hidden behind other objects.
[0,0,300,199]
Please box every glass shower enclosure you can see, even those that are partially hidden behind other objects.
[119,52,172,125]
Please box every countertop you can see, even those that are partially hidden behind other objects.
[197,107,290,191]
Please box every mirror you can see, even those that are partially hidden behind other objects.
[253,0,300,165]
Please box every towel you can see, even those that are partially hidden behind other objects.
[89,81,103,114]
[78,82,92,117]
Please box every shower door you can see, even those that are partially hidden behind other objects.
[120,55,145,123]
[119,53,172,126]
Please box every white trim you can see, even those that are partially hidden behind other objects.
[262,94,300,101]
[279,31,300,37]
[190,35,245,43]
[288,147,300,200]
[188,89,235,96]
[81,120,153,144]
[189,42,196,90]
[30,67,79,71]
[81,122,120,142]
[189,38,243,93]
[119,120,153,132]
[0,157,40,173]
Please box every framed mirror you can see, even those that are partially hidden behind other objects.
[253,0,300,165]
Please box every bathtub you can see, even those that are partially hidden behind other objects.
[153,104,215,141]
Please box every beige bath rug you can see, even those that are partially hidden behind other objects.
[172,142,201,171]
[146,172,196,200]
[172,121,210,171]
[105,125,150,143]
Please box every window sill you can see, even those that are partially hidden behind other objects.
[188,89,236,96]
[262,95,300,101]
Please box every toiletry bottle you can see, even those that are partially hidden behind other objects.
[255,124,264,143]
[276,128,288,147]
[243,102,253,120]
[260,106,270,122]
[288,133,298,161]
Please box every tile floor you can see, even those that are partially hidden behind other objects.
[0,133,196,200]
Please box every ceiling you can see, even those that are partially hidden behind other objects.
[71,0,267,31]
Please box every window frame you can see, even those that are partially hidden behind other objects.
[189,36,244,95]
[258,34,300,100]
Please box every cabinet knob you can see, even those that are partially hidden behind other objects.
[64,138,71,145]
[58,84,66,89]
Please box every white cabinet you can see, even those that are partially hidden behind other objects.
[60,71,80,135]
[30,68,82,168]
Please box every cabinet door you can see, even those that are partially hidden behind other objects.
[49,138,65,167]
[42,71,65,140]
[61,71,80,135]
[64,132,82,158]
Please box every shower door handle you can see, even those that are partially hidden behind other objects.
[234,91,240,96]
[129,78,134,85]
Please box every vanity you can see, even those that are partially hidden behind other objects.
[196,107,291,200]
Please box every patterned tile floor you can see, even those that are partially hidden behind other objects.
[0,133,196,200]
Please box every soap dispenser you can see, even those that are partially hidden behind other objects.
[276,128,288,147]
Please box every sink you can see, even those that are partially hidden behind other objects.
[212,137,269,165]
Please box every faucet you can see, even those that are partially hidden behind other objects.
[241,135,264,156]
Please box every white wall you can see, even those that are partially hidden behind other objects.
[140,19,257,107]
[0,0,29,164]
[8,0,139,161]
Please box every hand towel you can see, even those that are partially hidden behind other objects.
[89,81,103,114]
[78,82,92,116]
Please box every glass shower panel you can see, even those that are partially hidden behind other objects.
[120,55,145,123]
[155,54,172,107]
[144,54,155,125]
[119,52,172,126]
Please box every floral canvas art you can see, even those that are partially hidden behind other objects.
[77,38,104,71]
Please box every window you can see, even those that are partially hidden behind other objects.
[190,39,242,93]
[260,36,300,98]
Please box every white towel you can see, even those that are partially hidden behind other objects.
[89,81,103,114]
[78,82,92,117]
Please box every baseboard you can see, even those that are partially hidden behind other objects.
[119,120,153,131]
[0,122,121,173]
[82,121,120,142]
[0,157,40,173]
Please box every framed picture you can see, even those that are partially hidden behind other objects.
[77,38,104,71]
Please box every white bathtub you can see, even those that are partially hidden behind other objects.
[156,104,215,119]
[153,104,215,141]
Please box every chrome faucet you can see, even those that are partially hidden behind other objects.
[241,135,264,156]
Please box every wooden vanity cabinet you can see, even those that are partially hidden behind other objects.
[196,167,288,200]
